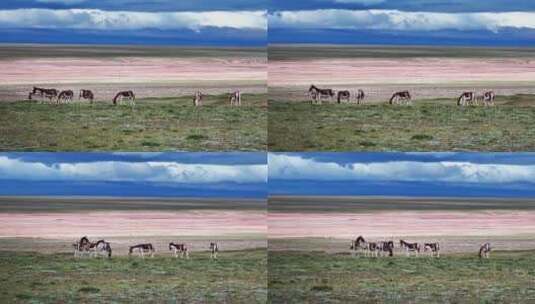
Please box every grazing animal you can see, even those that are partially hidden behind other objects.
[355,89,365,104]
[337,90,351,104]
[399,240,420,256]
[209,242,219,259]
[474,94,485,106]
[193,91,203,106]
[113,90,135,106]
[350,236,378,257]
[91,240,112,258]
[169,242,189,259]
[57,90,74,104]
[483,91,495,106]
[229,90,241,106]
[457,91,474,106]
[479,242,491,259]
[389,91,412,105]
[309,85,334,104]
[29,87,58,103]
[73,236,91,257]
[377,241,395,257]
[129,243,155,258]
[79,89,94,103]
[424,242,440,257]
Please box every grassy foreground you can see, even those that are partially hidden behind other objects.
[0,94,266,151]
[268,95,535,151]
[268,250,535,303]
[0,249,266,303]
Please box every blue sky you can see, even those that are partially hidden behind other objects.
[0,153,267,198]
[269,153,535,198]
[0,1,266,46]
[268,0,535,46]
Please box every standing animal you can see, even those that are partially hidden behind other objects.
[377,241,394,257]
[350,236,378,257]
[91,240,112,258]
[483,91,495,106]
[113,90,135,106]
[57,90,74,104]
[457,92,475,106]
[474,94,485,106]
[169,242,189,259]
[79,89,94,103]
[389,91,411,105]
[209,242,219,259]
[355,89,365,104]
[129,243,155,258]
[399,240,420,256]
[193,91,203,106]
[309,85,334,104]
[337,90,351,104]
[229,90,241,106]
[479,243,491,259]
[423,242,440,257]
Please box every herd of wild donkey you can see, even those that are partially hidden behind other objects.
[350,236,492,259]
[27,87,243,106]
[72,236,220,259]
[308,84,496,106]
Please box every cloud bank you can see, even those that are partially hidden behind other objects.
[0,156,267,184]
[0,8,267,30]
[269,9,535,32]
[269,154,535,184]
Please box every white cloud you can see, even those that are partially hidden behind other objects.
[268,154,535,184]
[0,156,267,184]
[333,0,386,4]
[0,9,267,30]
[36,0,87,4]
[269,9,535,32]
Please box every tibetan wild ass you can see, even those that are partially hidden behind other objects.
[400,240,420,256]
[309,84,335,104]
[229,90,241,106]
[424,242,440,257]
[169,242,189,259]
[337,90,351,104]
[79,89,94,103]
[350,236,378,257]
[193,91,203,106]
[29,87,58,103]
[57,90,74,104]
[479,242,491,259]
[377,240,395,257]
[483,91,496,106]
[355,89,365,104]
[389,91,412,105]
[113,90,135,106]
[129,243,155,258]
[457,92,475,106]
[209,242,219,259]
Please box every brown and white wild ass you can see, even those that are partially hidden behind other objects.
[29,87,58,103]
[209,242,219,259]
[350,236,378,257]
[389,91,412,105]
[457,92,475,106]
[113,90,135,106]
[479,242,491,259]
[129,243,155,258]
[169,242,189,259]
[229,90,241,106]
[400,240,420,256]
[376,240,394,257]
[424,242,440,257]
[72,236,111,258]
[193,91,203,106]
[337,90,351,104]
[355,89,365,104]
[79,89,94,103]
[483,91,496,106]
[57,90,74,104]
[309,85,335,104]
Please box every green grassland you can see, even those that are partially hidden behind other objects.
[268,250,535,304]
[0,94,266,151]
[0,249,266,303]
[268,94,535,151]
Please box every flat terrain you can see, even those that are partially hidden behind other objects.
[268,249,535,303]
[0,94,267,151]
[0,249,266,303]
[268,95,535,151]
